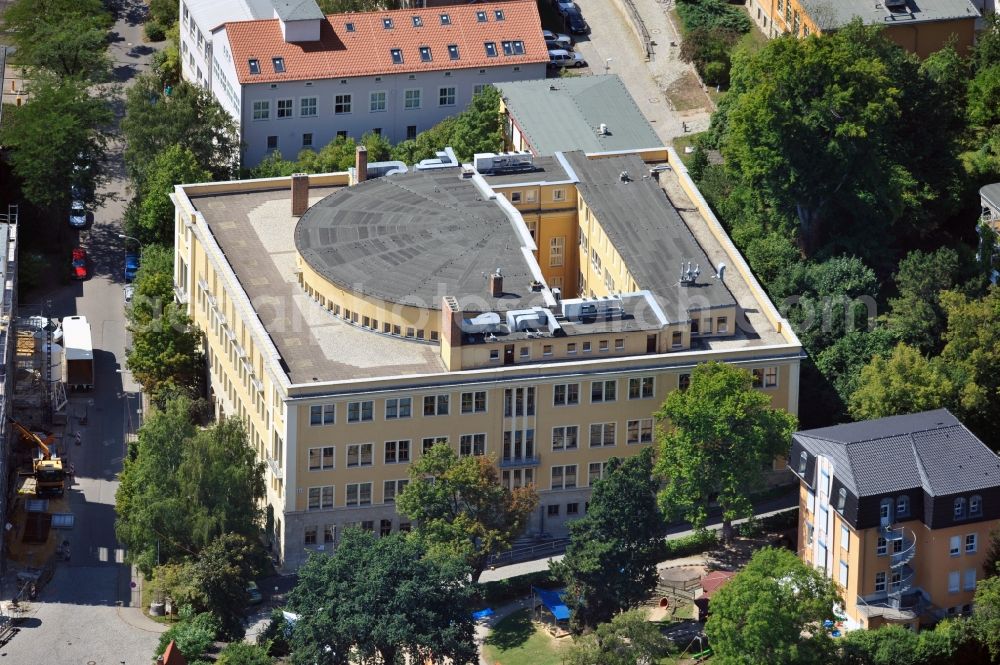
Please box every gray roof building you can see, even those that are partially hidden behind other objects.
[981,183,1000,215]
[496,75,662,155]
[800,0,979,29]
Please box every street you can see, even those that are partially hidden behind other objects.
[0,0,167,662]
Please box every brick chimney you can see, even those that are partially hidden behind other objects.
[291,173,309,216]
[355,146,368,183]
[489,268,503,297]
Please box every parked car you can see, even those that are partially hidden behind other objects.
[555,0,578,15]
[246,581,263,605]
[71,248,88,280]
[548,49,587,68]
[69,199,87,229]
[124,252,140,282]
[542,29,572,49]
[565,8,590,34]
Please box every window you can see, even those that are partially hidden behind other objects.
[880,498,892,523]
[460,391,486,414]
[964,568,977,591]
[252,100,270,120]
[547,504,560,517]
[896,495,910,518]
[628,377,654,399]
[970,495,982,517]
[503,387,535,417]
[549,236,565,267]
[671,331,683,348]
[345,21,355,31]
[966,533,978,554]
[484,42,498,57]
[717,316,729,333]
[798,451,808,474]
[370,91,387,112]
[840,524,850,551]
[384,440,410,464]
[489,349,500,361]
[267,136,278,151]
[346,482,372,506]
[615,338,625,351]
[308,485,335,510]
[551,464,577,489]
[347,400,373,422]
[476,10,487,21]
[502,41,514,56]
[419,46,432,62]
[310,404,335,425]
[412,15,423,26]
[679,374,691,391]
[440,13,451,24]
[877,536,887,556]
[383,479,408,503]
[591,380,616,403]
[955,497,967,520]
[552,189,566,202]
[308,446,335,471]
[552,425,578,451]
[385,397,412,419]
[422,436,448,454]
[588,462,607,486]
[304,526,317,545]
[324,524,336,544]
[765,367,778,387]
[868,571,885,594]
[276,98,293,118]
[390,48,403,64]
[626,419,653,445]
[512,40,525,55]
[300,97,317,117]
[837,487,847,512]
[302,133,313,147]
[460,433,486,456]
[438,86,456,106]
[382,17,393,28]
[335,94,352,114]
[566,343,576,354]
[839,561,848,587]
[949,571,960,593]
[494,8,505,20]
[404,89,421,109]
[248,59,261,75]
[406,125,417,140]
[272,57,285,73]
[950,535,961,556]
[423,394,449,416]
[589,422,616,447]
[567,502,579,515]
[582,341,592,353]
[347,443,373,468]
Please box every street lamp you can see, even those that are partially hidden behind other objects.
[605,58,613,74]
[118,233,143,256]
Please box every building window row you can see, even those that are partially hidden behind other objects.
[252,87,469,123]
[301,278,441,342]
[949,533,979,556]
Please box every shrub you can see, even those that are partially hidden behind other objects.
[663,530,718,558]
[145,20,166,42]
[676,0,751,34]
[156,610,220,662]
[703,60,729,86]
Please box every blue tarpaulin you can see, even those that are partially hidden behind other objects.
[533,587,570,621]
[472,608,494,621]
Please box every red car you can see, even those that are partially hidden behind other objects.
[71,247,88,280]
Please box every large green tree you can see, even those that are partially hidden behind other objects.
[186,533,261,640]
[706,547,840,665]
[655,362,796,542]
[3,0,112,80]
[288,529,477,665]
[885,248,961,353]
[137,144,211,245]
[396,443,537,582]
[848,343,955,420]
[0,75,110,208]
[126,300,202,402]
[566,609,673,665]
[552,449,666,631]
[122,75,238,188]
[974,574,1000,661]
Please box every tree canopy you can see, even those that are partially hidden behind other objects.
[706,547,840,665]
[566,609,673,665]
[3,0,112,80]
[655,362,796,541]
[552,449,667,631]
[137,144,211,245]
[288,529,477,665]
[396,443,537,582]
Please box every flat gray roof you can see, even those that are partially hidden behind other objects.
[483,155,570,186]
[981,183,1000,212]
[295,169,545,312]
[496,75,663,155]
[564,152,736,323]
[801,0,978,29]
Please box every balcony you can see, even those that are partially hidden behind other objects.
[266,455,284,480]
[500,455,541,469]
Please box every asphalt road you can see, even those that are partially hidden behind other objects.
[0,1,167,662]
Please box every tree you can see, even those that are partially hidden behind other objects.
[566,609,673,665]
[706,547,840,665]
[126,299,202,402]
[814,327,898,408]
[0,74,111,208]
[122,75,238,188]
[3,0,112,80]
[985,526,1000,578]
[288,529,477,665]
[448,85,504,161]
[552,450,667,631]
[849,343,955,420]
[187,534,262,639]
[396,443,537,582]
[886,248,960,352]
[655,362,797,542]
[317,0,391,12]
[156,609,220,663]
[974,574,1000,661]
[138,145,211,245]
[217,642,273,665]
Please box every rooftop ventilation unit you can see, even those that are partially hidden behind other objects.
[561,296,623,320]
[598,123,609,136]
[506,307,548,332]
[679,261,700,285]
[473,152,534,174]
[461,312,502,334]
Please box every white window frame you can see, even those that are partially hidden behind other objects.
[589,422,616,447]
[551,464,577,490]
[308,446,335,471]
[950,535,961,556]
[276,98,293,118]
[552,425,578,451]
[588,461,607,486]
[385,396,412,419]
[963,568,977,591]
[549,236,565,267]
[590,380,616,403]
[300,96,318,117]
[874,571,886,593]
[346,442,374,468]
[383,478,408,503]
[553,382,579,406]
[460,390,487,414]
[840,524,850,551]
[839,560,848,587]
[384,439,411,464]
[308,485,335,510]
[252,100,270,121]
[438,86,456,106]
[310,403,335,426]
[628,376,655,399]
[552,188,566,202]
[966,533,977,554]
[404,88,422,110]
[347,400,374,423]
[459,433,487,456]
[346,482,373,507]
[626,418,653,445]
[948,571,960,593]
[335,93,352,114]
[370,90,387,113]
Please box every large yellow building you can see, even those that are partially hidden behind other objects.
[791,410,1000,631]
[171,146,803,569]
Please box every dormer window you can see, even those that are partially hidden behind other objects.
[476,10,487,22]
[440,13,451,25]
[447,44,459,60]
[345,22,355,32]
[970,495,982,517]
[272,57,285,73]
[512,40,525,55]
[836,487,846,512]
[798,451,807,475]
[494,9,505,20]
[382,17,393,29]
[895,495,909,518]
[412,15,422,26]
[954,497,967,520]
[502,41,513,56]
[879,498,892,525]
[390,48,403,64]
[484,42,497,57]
[419,46,432,62]
[248,59,261,75]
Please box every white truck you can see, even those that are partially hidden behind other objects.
[62,315,94,391]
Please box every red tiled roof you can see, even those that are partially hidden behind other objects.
[701,570,736,599]
[161,641,188,665]
[223,0,547,84]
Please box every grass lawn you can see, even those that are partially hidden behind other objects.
[482,609,570,665]
[671,131,708,168]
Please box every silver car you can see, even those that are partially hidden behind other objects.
[548,49,587,68]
